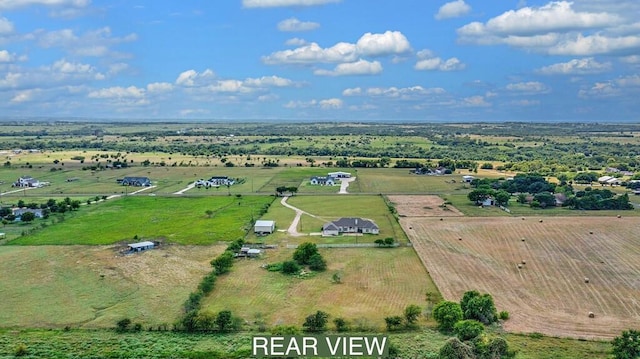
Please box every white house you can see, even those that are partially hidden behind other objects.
[462,175,475,183]
[254,220,275,234]
[310,176,336,186]
[12,176,41,188]
[328,171,351,178]
[322,217,379,236]
[127,241,155,252]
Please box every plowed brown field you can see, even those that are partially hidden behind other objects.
[403,216,640,340]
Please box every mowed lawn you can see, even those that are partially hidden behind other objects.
[202,247,437,329]
[9,195,275,245]
[0,244,225,328]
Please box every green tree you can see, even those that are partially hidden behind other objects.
[433,301,463,332]
[438,337,476,359]
[454,319,485,341]
[384,316,404,331]
[293,242,319,265]
[612,330,640,359]
[494,190,511,206]
[282,260,301,274]
[467,188,494,205]
[115,318,131,333]
[20,211,36,222]
[308,253,327,271]
[211,251,234,275]
[383,237,395,247]
[460,291,498,325]
[404,304,422,326]
[303,311,329,333]
[333,317,349,332]
[215,310,233,332]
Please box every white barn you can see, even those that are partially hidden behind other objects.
[254,220,275,234]
[128,241,155,252]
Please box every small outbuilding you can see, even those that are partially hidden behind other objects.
[254,220,275,234]
[127,241,155,252]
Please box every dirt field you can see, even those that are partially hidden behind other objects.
[402,216,640,340]
[0,244,225,328]
[387,195,464,217]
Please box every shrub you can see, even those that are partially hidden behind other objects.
[334,318,349,332]
[14,344,28,357]
[454,319,485,341]
[385,316,404,331]
[282,260,301,274]
[433,301,463,332]
[308,253,327,271]
[499,311,510,320]
[293,242,319,265]
[303,311,329,333]
[116,318,132,333]
[439,337,475,359]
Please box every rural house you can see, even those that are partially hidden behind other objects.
[322,217,380,236]
[195,176,235,188]
[462,175,475,183]
[254,220,275,234]
[12,176,41,188]
[237,247,262,258]
[120,176,151,186]
[127,241,155,252]
[328,171,351,178]
[12,208,44,219]
[310,176,336,186]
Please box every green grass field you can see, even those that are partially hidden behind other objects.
[8,195,275,245]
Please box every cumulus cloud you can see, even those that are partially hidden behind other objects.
[277,17,320,32]
[510,99,541,106]
[615,74,640,87]
[88,85,145,99]
[578,81,618,98]
[243,0,340,8]
[0,0,90,10]
[463,95,491,107]
[435,0,471,20]
[0,49,16,62]
[263,30,410,66]
[175,69,215,86]
[455,1,640,56]
[146,82,173,93]
[284,98,343,109]
[10,89,38,103]
[537,57,611,74]
[365,86,447,99]
[36,27,137,57]
[342,87,362,96]
[0,16,14,34]
[415,50,465,71]
[506,81,550,94]
[285,37,307,46]
[314,59,383,76]
[244,75,296,87]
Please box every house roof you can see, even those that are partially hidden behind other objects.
[123,176,150,182]
[255,220,275,227]
[328,171,351,176]
[128,241,155,248]
[247,249,261,254]
[322,222,339,231]
[327,217,379,230]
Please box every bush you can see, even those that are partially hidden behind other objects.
[334,317,349,332]
[293,242,319,265]
[454,319,485,341]
[282,260,301,274]
[116,318,132,333]
[438,337,475,359]
[14,344,28,357]
[303,311,329,333]
[308,253,327,271]
[433,301,463,332]
[385,316,404,331]
[498,311,510,320]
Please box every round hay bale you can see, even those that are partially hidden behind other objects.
[517,264,523,269]
[617,215,622,218]
[521,217,525,220]
[458,237,462,241]
[539,219,543,223]
[409,226,412,229]
[589,231,593,234]
[521,260,526,265]
[588,312,595,318]
[521,238,526,242]
[584,277,589,283]
[440,218,444,221]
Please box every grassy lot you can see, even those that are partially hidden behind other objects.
[8,195,275,245]
[0,245,224,329]
[202,247,437,330]
[354,168,473,194]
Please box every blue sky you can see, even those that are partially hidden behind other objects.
[0,0,639,122]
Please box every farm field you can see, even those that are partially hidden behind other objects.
[201,247,437,330]
[0,244,225,328]
[9,195,274,245]
[403,216,640,339]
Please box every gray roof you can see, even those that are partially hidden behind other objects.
[325,217,379,230]
[128,241,155,248]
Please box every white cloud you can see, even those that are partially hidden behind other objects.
[548,33,640,56]
[506,81,550,94]
[314,59,382,76]
[0,49,15,62]
[175,69,215,86]
[88,85,145,99]
[284,98,343,109]
[263,30,410,65]
[511,99,540,106]
[415,50,465,71]
[366,86,447,99]
[463,95,491,107]
[615,74,640,87]
[277,18,320,32]
[537,57,611,74]
[578,81,618,98]
[10,89,38,103]
[244,75,296,87]
[285,37,307,46]
[0,16,14,34]
[243,0,340,8]
[36,27,137,57]
[0,0,90,10]
[621,55,640,64]
[356,31,411,57]
[147,82,173,93]
[435,0,471,20]
[342,87,362,96]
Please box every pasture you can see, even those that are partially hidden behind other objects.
[403,216,640,339]
[0,244,225,328]
[201,247,437,329]
[9,195,274,245]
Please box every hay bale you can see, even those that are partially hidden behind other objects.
[521,217,526,220]
[588,312,595,318]
[589,231,593,234]
[617,215,622,218]
[458,237,462,241]
[539,219,543,223]
[521,238,526,242]
[584,277,589,283]
[521,260,526,265]
[517,264,523,269]
[440,218,444,221]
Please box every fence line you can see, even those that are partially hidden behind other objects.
[286,243,409,249]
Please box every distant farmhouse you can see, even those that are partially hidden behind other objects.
[462,175,475,183]
[322,217,379,236]
[12,176,42,188]
[12,208,44,220]
[254,220,275,235]
[310,176,336,186]
[411,167,450,175]
[195,176,235,188]
[598,176,621,186]
[127,241,156,253]
[118,176,151,186]
[310,171,351,186]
